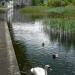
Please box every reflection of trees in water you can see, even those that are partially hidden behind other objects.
[13,40,32,75]
[43,18,75,49]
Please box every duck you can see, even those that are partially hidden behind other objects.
[52,54,58,59]
[42,42,45,47]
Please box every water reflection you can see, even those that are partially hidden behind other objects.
[13,40,32,75]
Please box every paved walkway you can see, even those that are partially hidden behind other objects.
[0,21,9,75]
[0,20,20,75]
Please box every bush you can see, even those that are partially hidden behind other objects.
[48,0,67,7]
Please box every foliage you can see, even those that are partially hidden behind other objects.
[32,0,75,7]
[71,0,75,5]
[48,0,66,7]
[32,0,44,6]
[47,5,75,15]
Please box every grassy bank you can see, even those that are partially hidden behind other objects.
[20,6,49,16]
[47,5,75,15]
[20,5,75,17]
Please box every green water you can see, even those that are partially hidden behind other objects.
[12,14,75,75]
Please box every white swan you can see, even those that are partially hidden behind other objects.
[30,65,51,75]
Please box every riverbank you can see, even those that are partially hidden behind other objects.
[20,5,75,17]
[20,6,49,16]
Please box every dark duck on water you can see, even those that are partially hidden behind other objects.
[52,54,58,59]
[42,42,45,47]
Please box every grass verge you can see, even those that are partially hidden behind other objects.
[19,6,49,16]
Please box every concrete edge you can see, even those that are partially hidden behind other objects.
[4,22,21,75]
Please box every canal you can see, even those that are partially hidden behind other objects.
[11,9,75,75]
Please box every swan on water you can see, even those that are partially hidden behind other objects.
[30,65,52,75]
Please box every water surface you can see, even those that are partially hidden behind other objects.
[12,10,75,75]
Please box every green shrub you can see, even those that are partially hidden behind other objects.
[48,0,66,7]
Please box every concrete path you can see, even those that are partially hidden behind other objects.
[0,20,20,75]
